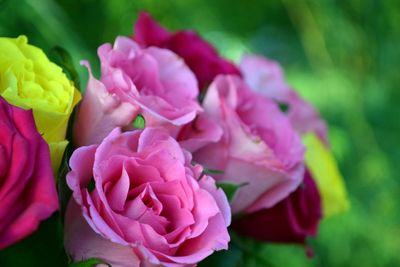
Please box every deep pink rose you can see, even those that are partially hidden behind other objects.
[74,36,201,147]
[0,97,58,249]
[232,169,322,245]
[193,75,305,214]
[134,12,241,90]
[240,55,328,143]
[65,128,231,267]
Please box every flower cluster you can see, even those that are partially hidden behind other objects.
[0,12,348,267]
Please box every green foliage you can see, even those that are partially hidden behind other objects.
[203,167,225,175]
[50,46,81,89]
[69,258,110,267]
[0,214,68,267]
[217,182,248,202]
[199,243,243,267]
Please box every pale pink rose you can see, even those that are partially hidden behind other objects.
[193,75,305,214]
[239,55,327,142]
[74,37,201,147]
[65,128,231,267]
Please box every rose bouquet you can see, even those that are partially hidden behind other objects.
[0,12,349,267]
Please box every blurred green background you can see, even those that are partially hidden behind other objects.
[1,0,399,266]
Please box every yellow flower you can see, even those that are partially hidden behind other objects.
[303,133,350,217]
[0,35,81,173]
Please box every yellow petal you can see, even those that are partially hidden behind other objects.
[0,35,81,174]
[303,133,350,217]
[49,140,69,174]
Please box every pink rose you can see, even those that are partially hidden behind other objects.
[74,36,201,147]
[134,12,241,91]
[65,128,231,267]
[193,75,305,214]
[240,55,327,143]
[235,55,325,247]
[232,169,322,245]
[0,97,58,249]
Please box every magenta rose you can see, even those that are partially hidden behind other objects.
[232,169,322,244]
[134,12,241,90]
[0,97,58,249]
[192,75,305,214]
[65,128,231,267]
[240,55,328,143]
[74,36,201,147]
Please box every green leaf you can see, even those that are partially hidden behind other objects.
[132,114,145,129]
[49,46,81,89]
[203,167,225,175]
[277,101,290,113]
[198,242,243,267]
[0,214,69,267]
[57,152,72,219]
[217,182,248,202]
[87,179,96,193]
[277,102,290,113]
[69,258,110,267]
[197,85,209,103]
[57,84,79,218]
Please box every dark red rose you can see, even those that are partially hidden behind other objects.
[134,12,241,90]
[232,169,322,244]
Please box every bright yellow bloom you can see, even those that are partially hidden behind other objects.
[303,133,350,217]
[0,35,81,172]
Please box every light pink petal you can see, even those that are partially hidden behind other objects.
[124,159,163,187]
[97,37,201,127]
[136,95,199,126]
[145,47,199,101]
[74,61,138,147]
[93,128,140,168]
[67,144,98,205]
[195,75,305,213]
[198,175,231,226]
[106,167,130,211]
[239,55,290,100]
[154,214,230,265]
[187,179,220,238]
[178,113,223,153]
[65,201,141,267]
[286,91,328,143]
[137,128,185,164]
[240,54,328,142]
[245,163,305,213]
[150,181,192,210]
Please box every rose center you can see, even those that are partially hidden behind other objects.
[140,185,162,216]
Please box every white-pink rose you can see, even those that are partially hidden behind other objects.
[193,75,305,214]
[240,55,327,142]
